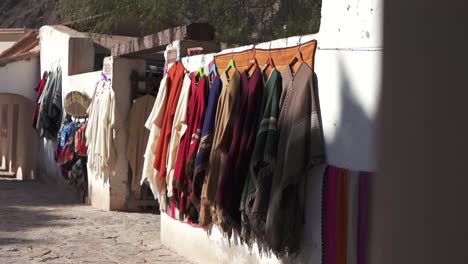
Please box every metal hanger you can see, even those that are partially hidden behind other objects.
[245,44,258,77]
[262,42,276,78]
[289,36,304,76]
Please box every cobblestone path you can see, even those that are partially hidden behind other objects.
[0,177,190,264]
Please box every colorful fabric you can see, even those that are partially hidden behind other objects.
[240,68,282,246]
[57,122,77,170]
[141,74,169,200]
[166,73,191,198]
[199,70,241,227]
[173,73,207,222]
[191,76,222,217]
[184,73,208,222]
[141,44,178,201]
[75,122,88,157]
[59,121,76,149]
[36,68,63,139]
[215,66,264,237]
[32,71,48,127]
[153,61,186,203]
[323,165,371,264]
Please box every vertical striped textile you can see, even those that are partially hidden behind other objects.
[323,165,371,264]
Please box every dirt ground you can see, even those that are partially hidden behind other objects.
[0,177,190,264]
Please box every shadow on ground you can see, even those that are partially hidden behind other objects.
[0,178,79,207]
[0,177,80,246]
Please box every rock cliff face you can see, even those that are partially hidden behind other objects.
[0,0,150,37]
[0,0,62,28]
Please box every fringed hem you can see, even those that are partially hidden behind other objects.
[199,199,213,226]
[215,207,242,245]
[237,155,277,256]
[197,153,313,258]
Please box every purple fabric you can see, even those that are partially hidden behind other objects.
[194,76,222,169]
[357,171,370,264]
[191,76,223,209]
[324,165,339,264]
[215,67,263,229]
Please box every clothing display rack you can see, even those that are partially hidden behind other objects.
[215,39,317,72]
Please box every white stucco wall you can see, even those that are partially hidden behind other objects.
[216,0,382,172]
[315,0,382,172]
[108,57,146,210]
[38,26,95,184]
[38,26,72,182]
[0,57,40,102]
[162,0,382,263]
[40,26,70,81]
[67,71,106,207]
[0,41,17,54]
[0,94,39,180]
[39,25,146,210]
[0,57,40,180]
[65,71,101,98]
[80,57,145,211]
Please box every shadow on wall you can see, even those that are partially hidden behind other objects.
[326,59,374,170]
[281,58,373,263]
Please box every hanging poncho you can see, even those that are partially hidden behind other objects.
[199,70,241,227]
[265,63,325,255]
[240,68,282,248]
[215,67,264,237]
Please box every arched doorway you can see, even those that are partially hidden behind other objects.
[0,93,38,180]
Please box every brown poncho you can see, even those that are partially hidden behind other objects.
[265,63,325,255]
[199,70,241,227]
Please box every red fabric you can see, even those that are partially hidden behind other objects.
[173,74,207,217]
[32,72,48,126]
[57,139,74,167]
[215,67,263,227]
[74,123,88,157]
[168,198,176,218]
[153,62,186,181]
[186,76,207,208]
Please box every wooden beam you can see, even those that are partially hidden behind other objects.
[111,23,215,57]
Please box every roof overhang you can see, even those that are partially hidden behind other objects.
[111,23,215,56]
[0,30,39,67]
